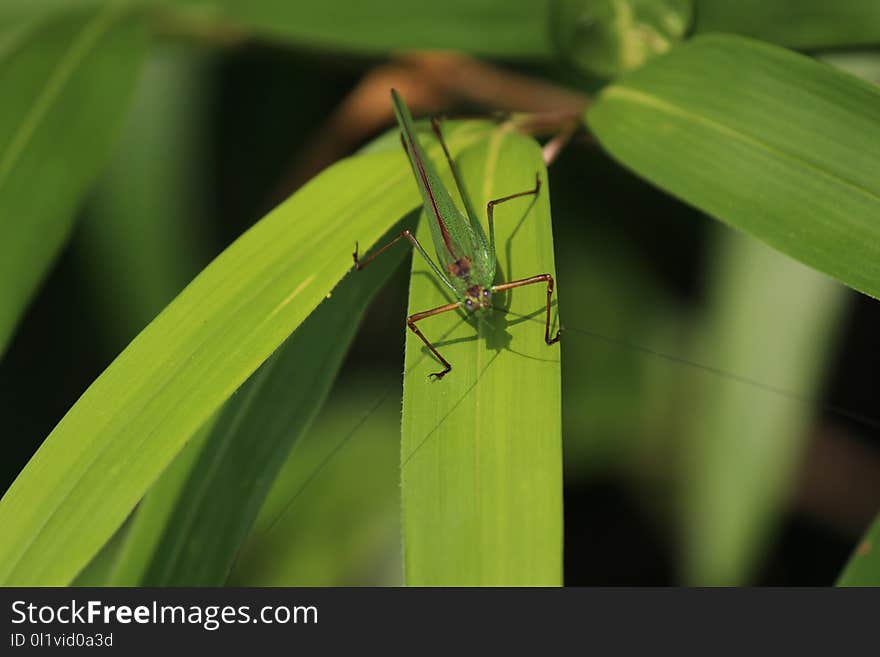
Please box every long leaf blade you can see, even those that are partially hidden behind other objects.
[160,0,552,58]
[230,373,403,586]
[586,34,880,301]
[104,418,214,586]
[136,221,406,585]
[401,130,563,585]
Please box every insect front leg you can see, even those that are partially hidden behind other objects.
[354,228,458,296]
[492,274,561,345]
[353,229,416,270]
[407,301,462,380]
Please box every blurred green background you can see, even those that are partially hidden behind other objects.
[2,3,880,586]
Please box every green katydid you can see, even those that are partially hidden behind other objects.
[353,89,560,379]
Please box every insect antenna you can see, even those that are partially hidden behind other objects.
[494,305,880,433]
[251,310,880,547]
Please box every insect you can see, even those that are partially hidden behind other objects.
[353,89,560,379]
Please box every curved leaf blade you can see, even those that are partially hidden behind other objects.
[230,373,403,586]
[0,6,146,354]
[401,130,563,586]
[160,0,552,57]
[104,417,214,586]
[0,121,492,586]
[587,35,880,301]
[136,221,406,585]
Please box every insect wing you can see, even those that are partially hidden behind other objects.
[391,90,478,289]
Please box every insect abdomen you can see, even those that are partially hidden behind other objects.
[446,257,472,278]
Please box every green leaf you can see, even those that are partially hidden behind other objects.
[0,119,493,586]
[837,513,880,586]
[0,6,146,355]
[104,418,214,586]
[134,220,406,585]
[586,35,880,301]
[401,130,563,585]
[694,0,880,50]
[158,0,553,57]
[231,373,402,586]
[70,519,130,586]
[680,228,847,585]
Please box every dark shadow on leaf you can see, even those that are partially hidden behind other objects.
[502,191,540,280]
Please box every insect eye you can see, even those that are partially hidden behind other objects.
[465,299,473,308]
[483,289,490,297]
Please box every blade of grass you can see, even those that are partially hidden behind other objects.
[114,115,411,588]
[680,228,847,585]
[837,513,880,586]
[70,519,135,586]
[0,119,493,586]
[0,5,145,355]
[103,417,215,586]
[401,130,562,586]
[156,0,552,57]
[230,373,403,586]
[135,219,407,585]
[587,35,880,301]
